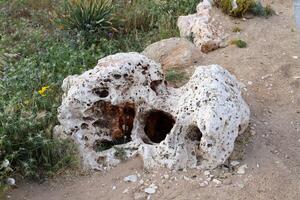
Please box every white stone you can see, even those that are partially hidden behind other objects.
[212,179,222,185]
[6,178,15,186]
[144,187,156,194]
[163,174,170,179]
[124,175,138,183]
[112,186,116,190]
[123,188,129,194]
[1,159,9,168]
[177,1,225,53]
[199,181,209,187]
[55,52,250,171]
[204,170,210,177]
[237,164,248,174]
[230,160,240,167]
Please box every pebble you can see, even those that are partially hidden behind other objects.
[230,160,240,167]
[199,181,209,187]
[237,164,248,175]
[123,188,129,194]
[124,175,138,183]
[292,56,298,59]
[6,178,15,186]
[144,188,156,194]
[212,179,222,185]
[204,170,210,177]
[163,174,170,179]
[112,186,116,190]
[144,183,158,194]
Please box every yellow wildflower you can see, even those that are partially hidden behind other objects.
[38,86,50,96]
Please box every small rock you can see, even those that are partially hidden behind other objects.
[204,170,210,177]
[212,179,222,185]
[163,174,170,179]
[112,186,116,190]
[123,188,129,194]
[199,181,209,187]
[6,178,15,186]
[292,56,298,59]
[237,164,248,174]
[230,160,240,167]
[144,183,158,194]
[124,175,138,183]
[144,188,156,194]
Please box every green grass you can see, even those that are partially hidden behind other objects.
[165,70,187,83]
[0,0,199,186]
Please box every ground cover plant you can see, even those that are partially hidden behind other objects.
[0,0,199,192]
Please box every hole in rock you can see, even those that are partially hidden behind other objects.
[186,125,202,142]
[92,101,135,148]
[185,125,203,164]
[93,139,114,152]
[150,80,163,94]
[144,110,175,143]
[93,88,109,98]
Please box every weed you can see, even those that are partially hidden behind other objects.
[113,147,127,161]
[230,39,247,48]
[232,26,242,32]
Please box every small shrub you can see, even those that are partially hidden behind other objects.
[230,39,247,48]
[57,0,115,41]
[215,0,275,18]
[265,4,275,16]
[232,26,242,32]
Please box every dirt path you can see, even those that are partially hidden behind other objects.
[7,0,300,199]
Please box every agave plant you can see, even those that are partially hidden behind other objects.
[58,0,116,36]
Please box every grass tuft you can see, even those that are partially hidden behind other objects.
[230,39,247,48]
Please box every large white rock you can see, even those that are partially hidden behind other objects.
[177,1,225,53]
[55,52,250,170]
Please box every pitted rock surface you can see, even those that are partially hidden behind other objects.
[55,52,250,170]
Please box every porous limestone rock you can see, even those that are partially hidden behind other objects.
[55,52,250,171]
[142,37,203,70]
[177,0,225,53]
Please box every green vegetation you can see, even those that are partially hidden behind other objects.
[165,70,187,84]
[0,0,199,189]
[232,26,242,32]
[113,147,127,161]
[214,0,275,17]
[230,39,247,48]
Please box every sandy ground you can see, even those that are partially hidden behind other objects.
[6,0,300,199]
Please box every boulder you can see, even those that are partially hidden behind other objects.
[55,52,250,170]
[142,38,203,70]
[177,0,225,53]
